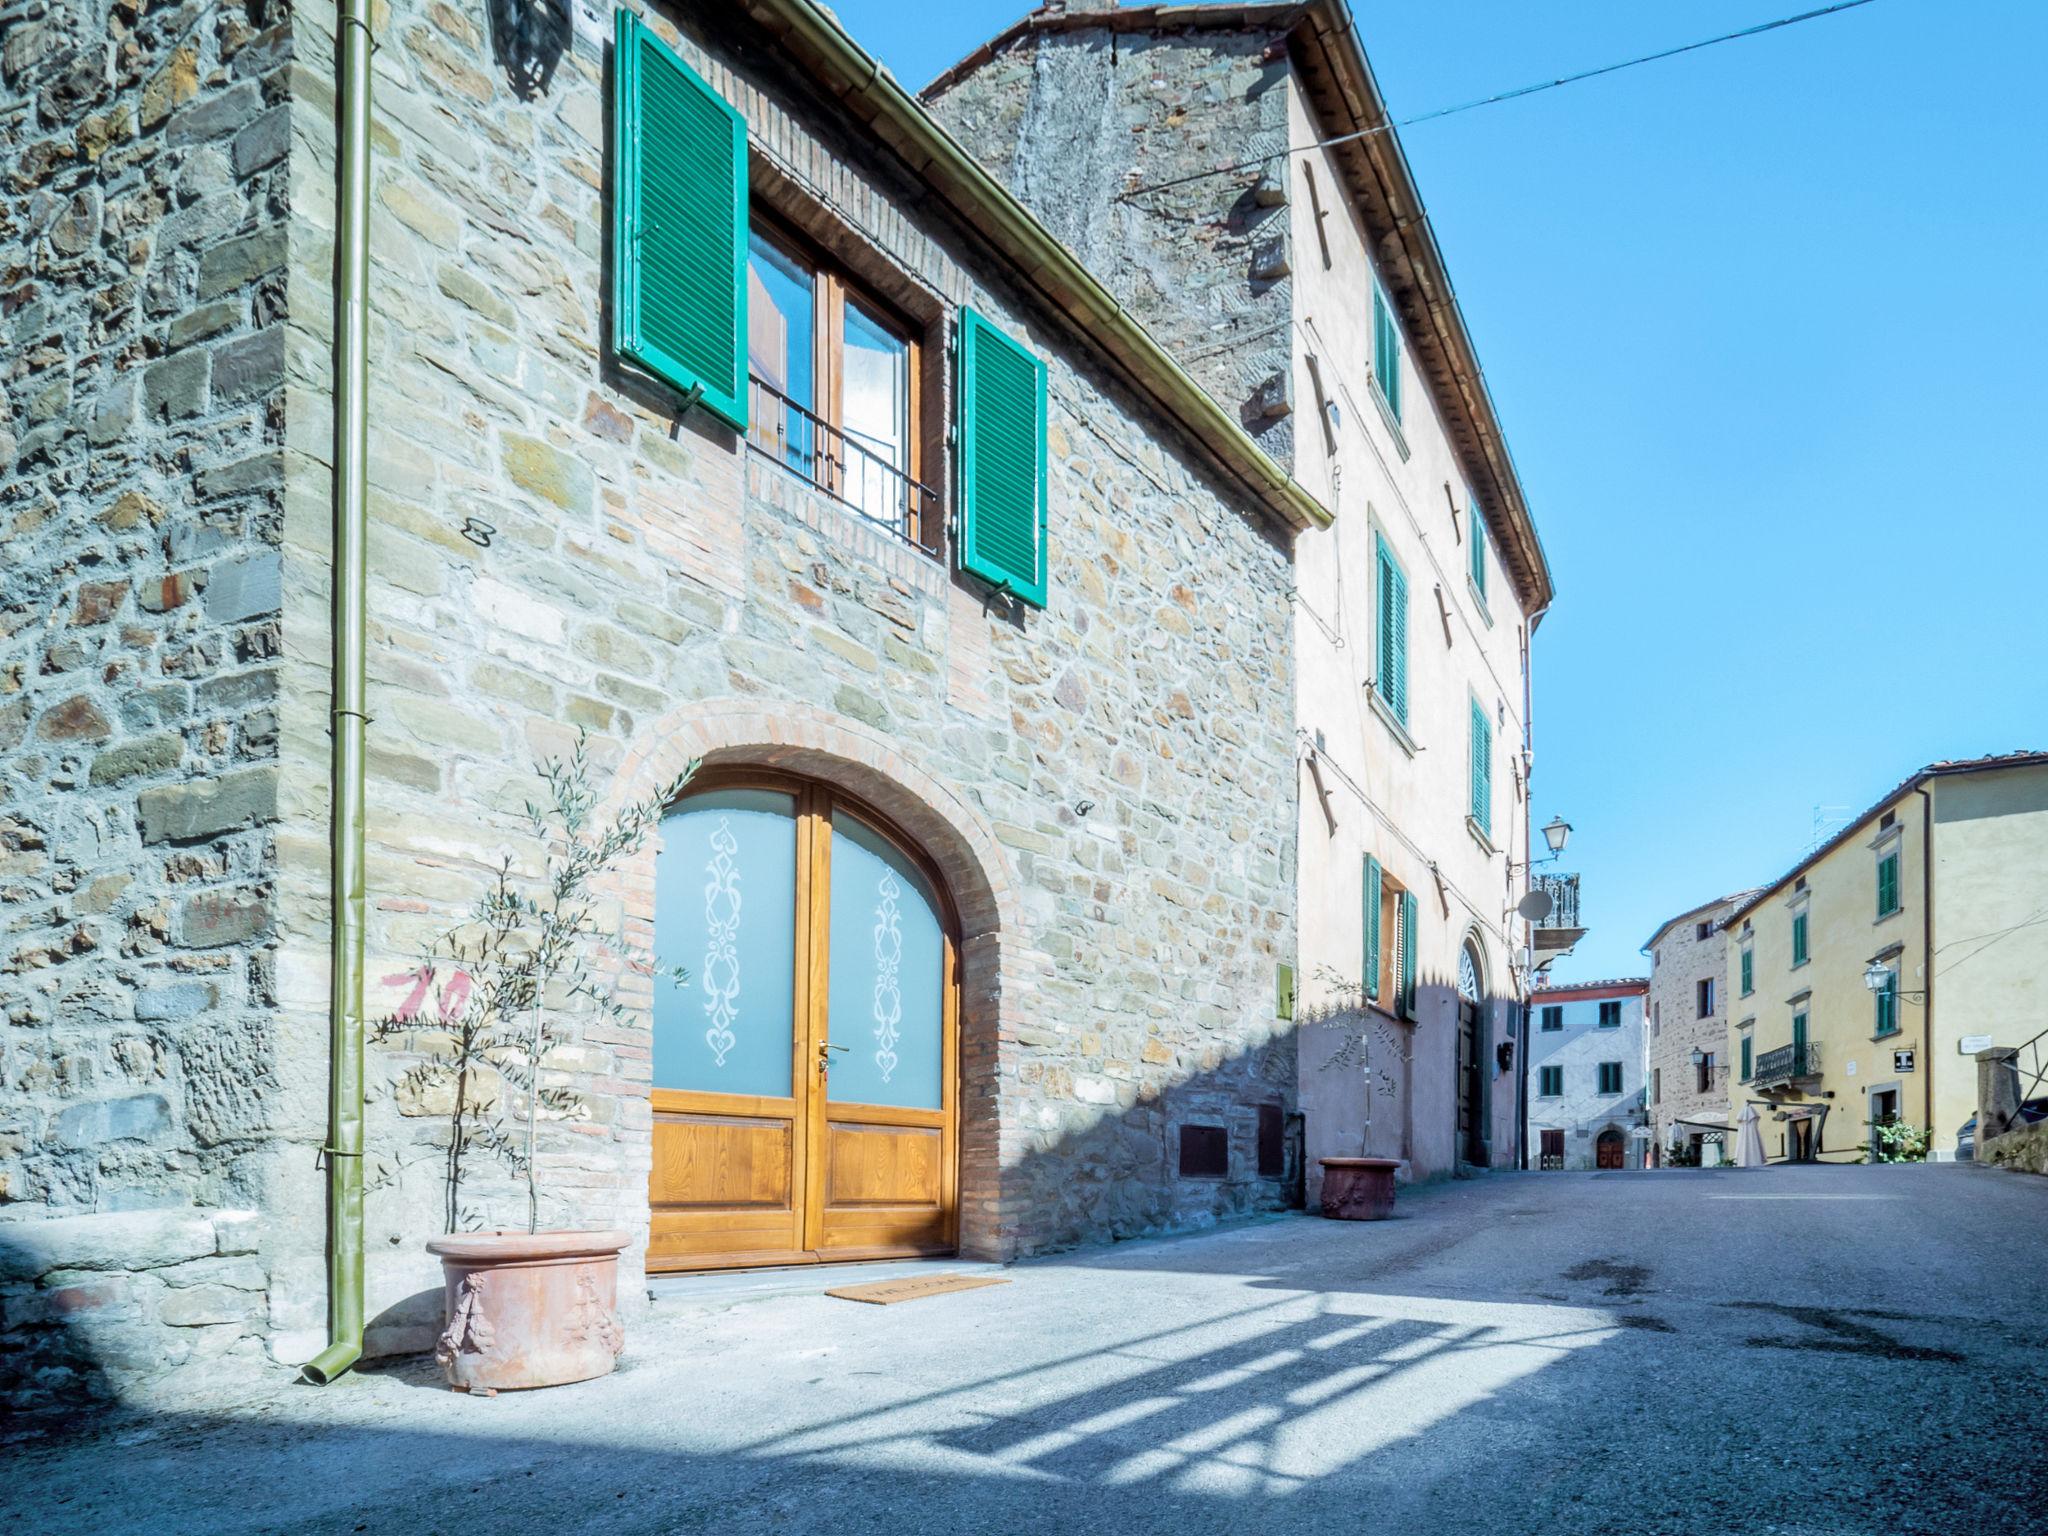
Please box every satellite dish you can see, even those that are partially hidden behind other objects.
[1516,888,1555,922]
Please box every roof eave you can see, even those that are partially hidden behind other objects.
[737,0,1333,536]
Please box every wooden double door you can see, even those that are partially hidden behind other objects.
[646,772,959,1271]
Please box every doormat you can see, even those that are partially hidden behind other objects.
[824,1273,1010,1305]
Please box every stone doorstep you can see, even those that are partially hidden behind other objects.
[646,1257,1009,1312]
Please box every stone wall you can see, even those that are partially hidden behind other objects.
[258,0,1303,1361]
[1647,902,1737,1157]
[1979,1121,2048,1176]
[1,0,291,1400]
[926,19,1295,466]
[4,0,1305,1400]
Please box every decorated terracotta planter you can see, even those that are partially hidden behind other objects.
[424,1229,630,1392]
[1318,1156,1400,1221]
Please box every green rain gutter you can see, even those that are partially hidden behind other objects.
[303,0,373,1387]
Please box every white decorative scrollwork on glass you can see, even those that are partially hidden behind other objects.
[871,869,902,1083]
[653,791,797,1098]
[1458,945,1481,1003]
[827,811,944,1110]
[701,817,742,1067]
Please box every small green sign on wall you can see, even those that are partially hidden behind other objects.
[1276,963,1297,1022]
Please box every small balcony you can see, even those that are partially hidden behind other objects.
[747,377,941,555]
[1752,1040,1822,1090]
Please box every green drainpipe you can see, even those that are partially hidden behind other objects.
[303,0,373,1387]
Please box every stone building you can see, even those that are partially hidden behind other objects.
[1525,979,1646,1171]
[1642,892,1752,1164]
[1721,753,2048,1164]
[0,0,1330,1404]
[926,1,1557,1187]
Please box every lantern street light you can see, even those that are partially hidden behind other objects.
[1864,958,1925,1003]
[1541,816,1572,857]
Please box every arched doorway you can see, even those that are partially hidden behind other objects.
[645,769,960,1270]
[1595,1127,1626,1170]
[1456,940,1488,1167]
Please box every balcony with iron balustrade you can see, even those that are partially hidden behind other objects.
[1751,1040,1822,1090]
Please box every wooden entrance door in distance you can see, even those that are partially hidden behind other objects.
[645,773,959,1272]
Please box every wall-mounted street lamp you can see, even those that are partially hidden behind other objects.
[1862,959,1926,1004]
[1510,815,1573,874]
[1542,815,1572,857]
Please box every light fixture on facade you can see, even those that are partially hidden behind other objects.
[1542,816,1572,856]
[1689,1047,1705,1066]
[1862,960,1890,993]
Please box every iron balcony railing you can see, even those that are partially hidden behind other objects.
[1533,872,1581,929]
[747,377,941,556]
[1752,1040,1822,1088]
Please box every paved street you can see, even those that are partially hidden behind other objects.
[11,1164,2047,1536]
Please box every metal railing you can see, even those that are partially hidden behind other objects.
[1533,872,1580,929]
[2019,1023,2048,1104]
[1752,1040,1821,1088]
[747,377,940,555]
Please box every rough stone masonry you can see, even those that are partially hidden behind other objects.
[2,0,292,1403]
[3,0,1308,1406]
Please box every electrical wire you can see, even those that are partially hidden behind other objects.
[1117,0,1885,201]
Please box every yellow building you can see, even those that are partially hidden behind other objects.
[1723,752,2048,1163]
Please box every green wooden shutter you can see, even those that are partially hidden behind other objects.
[1469,506,1487,599]
[957,307,1049,608]
[1399,888,1419,1018]
[1740,947,1753,995]
[1470,700,1492,836]
[611,10,748,430]
[1375,535,1409,726]
[1877,852,1899,915]
[1363,855,1383,1000]
[1372,285,1401,421]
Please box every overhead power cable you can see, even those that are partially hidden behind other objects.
[1116,0,1884,201]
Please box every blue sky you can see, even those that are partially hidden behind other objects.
[830,0,2048,980]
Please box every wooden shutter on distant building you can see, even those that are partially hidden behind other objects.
[1363,855,1383,1000]
[611,10,749,430]
[1399,888,1419,1018]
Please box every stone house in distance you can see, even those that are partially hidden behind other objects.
[1,0,1337,1404]
[926,1,1558,1189]
[1642,892,1752,1164]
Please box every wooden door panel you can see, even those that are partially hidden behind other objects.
[647,1091,809,1271]
[654,1111,793,1208]
[824,1120,943,1207]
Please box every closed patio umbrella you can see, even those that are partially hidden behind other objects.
[1736,1103,1767,1168]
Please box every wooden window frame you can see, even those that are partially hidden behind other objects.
[745,210,936,550]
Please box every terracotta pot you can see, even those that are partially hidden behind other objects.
[424,1229,630,1392]
[1318,1156,1400,1221]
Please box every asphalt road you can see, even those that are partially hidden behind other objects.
[12,1163,2048,1536]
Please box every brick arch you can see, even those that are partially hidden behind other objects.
[601,697,1023,1260]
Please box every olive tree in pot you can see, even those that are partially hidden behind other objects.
[1302,969,1409,1220]
[378,732,693,1391]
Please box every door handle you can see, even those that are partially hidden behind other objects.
[817,1041,849,1071]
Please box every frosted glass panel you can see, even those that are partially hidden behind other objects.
[825,812,945,1110]
[653,790,798,1098]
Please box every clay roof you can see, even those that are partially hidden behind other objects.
[1530,977,1649,1001]
[1720,751,2048,930]
[923,2,1555,615]
[1638,889,1763,954]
